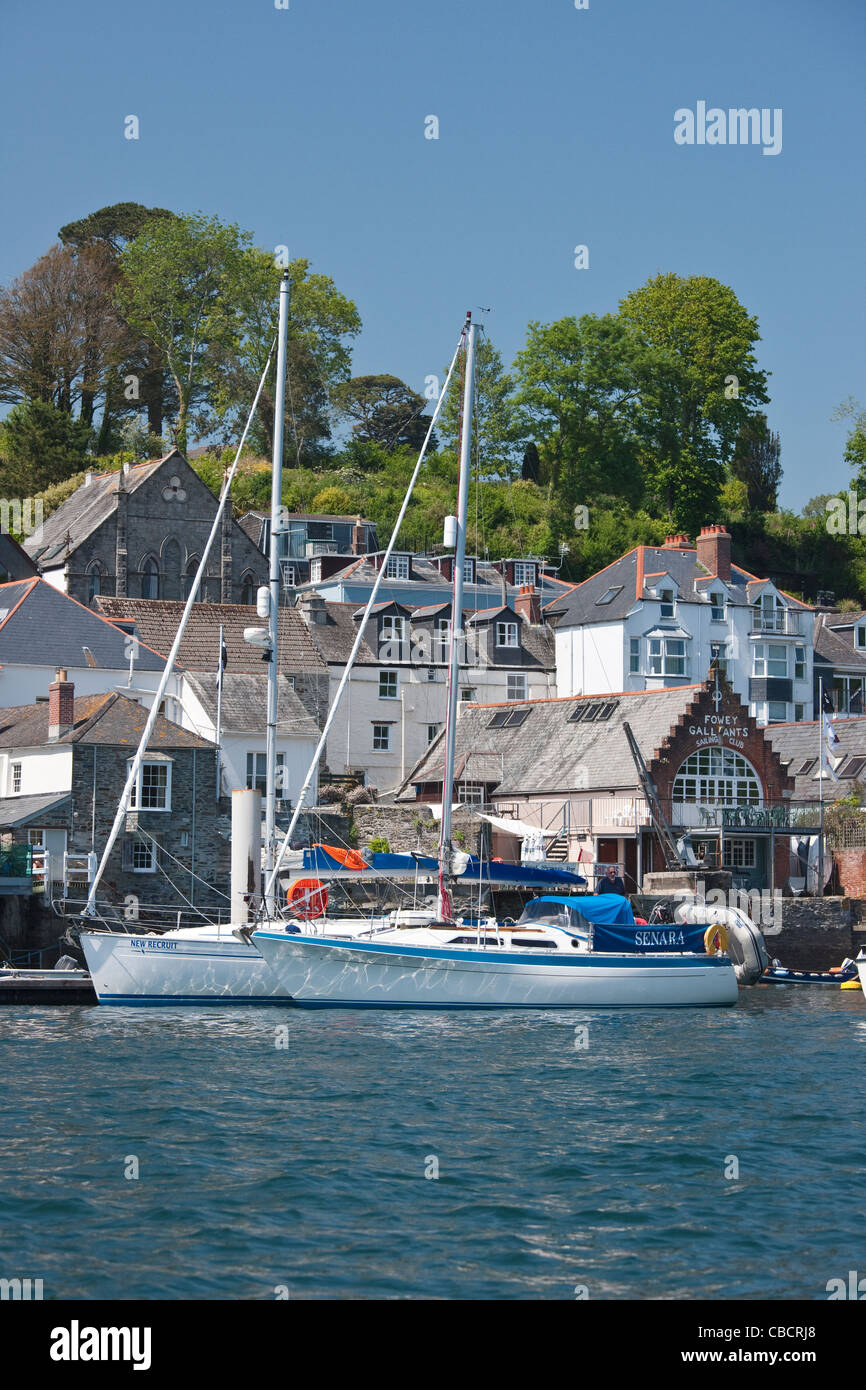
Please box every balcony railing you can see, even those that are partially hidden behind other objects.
[667,800,822,832]
[751,610,801,636]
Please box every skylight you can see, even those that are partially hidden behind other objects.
[596,586,623,606]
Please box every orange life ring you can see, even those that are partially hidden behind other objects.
[286,877,328,919]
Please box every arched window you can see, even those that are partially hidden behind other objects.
[162,539,182,600]
[240,571,256,606]
[140,555,160,600]
[86,560,105,604]
[183,556,200,600]
[673,747,762,808]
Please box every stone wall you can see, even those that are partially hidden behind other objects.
[833,849,866,898]
[353,804,487,856]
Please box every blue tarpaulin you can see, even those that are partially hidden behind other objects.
[530,894,635,926]
[301,849,586,887]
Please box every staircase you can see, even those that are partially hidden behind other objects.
[545,834,569,862]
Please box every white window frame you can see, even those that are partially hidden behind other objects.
[378,669,399,699]
[131,839,157,874]
[722,838,756,869]
[648,637,686,676]
[753,643,787,679]
[11,761,22,794]
[710,592,725,621]
[426,723,440,745]
[372,723,392,751]
[460,688,476,703]
[856,625,866,650]
[629,638,640,674]
[463,559,475,584]
[246,751,286,800]
[496,621,519,649]
[506,672,528,702]
[385,554,410,581]
[380,615,406,644]
[794,645,806,680]
[659,588,675,619]
[513,562,536,587]
[767,700,788,723]
[128,759,172,812]
[457,782,485,806]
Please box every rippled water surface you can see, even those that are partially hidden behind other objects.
[1,988,864,1299]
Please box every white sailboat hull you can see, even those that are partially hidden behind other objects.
[857,954,866,998]
[252,932,739,1009]
[79,927,295,1005]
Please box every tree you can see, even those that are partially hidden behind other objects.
[0,242,126,427]
[512,314,648,508]
[436,336,519,476]
[730,413,782,511]
[618,272,769,533]
[116,213,251,451]
[0,398,92,495]
[205,252,360,464]
[333,374,436,453]
[832,398,866,491]
[60,202,179,440]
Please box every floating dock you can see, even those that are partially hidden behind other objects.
[0,966,96,1005]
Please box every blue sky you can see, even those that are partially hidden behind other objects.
[2,0,863,510]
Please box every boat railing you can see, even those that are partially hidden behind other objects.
[57,897,236,933]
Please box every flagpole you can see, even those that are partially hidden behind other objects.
[216,623,224,803]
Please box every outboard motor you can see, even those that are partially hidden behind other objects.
[673,899,769,985]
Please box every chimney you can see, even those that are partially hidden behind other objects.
[514,584,541,625]
[696,524,731,582]
[48,668,74,741]
[297,591,328,627]
[662,534,691,549]
[351,516,366,556]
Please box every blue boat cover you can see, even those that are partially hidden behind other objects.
[530,894,635,925]
[592,921,707,954]
[302,849,586,887]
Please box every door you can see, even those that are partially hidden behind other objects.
[28,828,68,893]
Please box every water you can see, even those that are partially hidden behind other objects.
[1,988,864,1300]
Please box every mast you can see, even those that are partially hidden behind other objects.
[264,271,291,912]
[438,314,478,919]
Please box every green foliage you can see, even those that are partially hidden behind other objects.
[0,399,92,495]
[310,486,356,514]
[332,374,435,453]
[367,836,391,854]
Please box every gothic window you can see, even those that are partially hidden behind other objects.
[240,571,256,605]
[86,561,105,604]
[140,555,160,600]
[162,539,182,600]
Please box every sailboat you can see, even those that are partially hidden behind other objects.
[77,300,582,1004]
[250,318,743,1009]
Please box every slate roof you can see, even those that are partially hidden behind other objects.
[0,579,167,672]
[0,792,72,829]
[399,684,706,798]
[298,552,530,600]
[766,718,866,796]
[23,456,169,565]
[95,598,327,675]
[814,612,866,672]
[0,692,214,749]
[545,544,812,627]
[301,601,377,665]
[185,673,320,738]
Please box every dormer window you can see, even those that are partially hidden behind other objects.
[513,562,536,587]
[857,625,866,650]
[463,558,476,584]
[659,588,675,618]
[385,554,410,581]
[380,615,406,644]
[310,558,322,583]
[496,621,519,648]
[710,592,725,620]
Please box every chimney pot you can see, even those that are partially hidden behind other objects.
[48,672,74,741]
[695,523,731,582]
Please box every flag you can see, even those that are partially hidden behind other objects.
[821,690,835,715]
[820,690,840,780]
[219,636,228,672]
